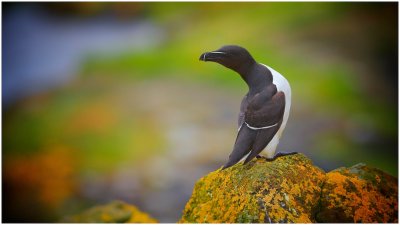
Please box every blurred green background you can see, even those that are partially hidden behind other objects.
[2,2,397,222]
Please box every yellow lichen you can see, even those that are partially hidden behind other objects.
[124,203,158,223]
[180,154,397,223]
[180,154,326,223]
[62,201,157,223]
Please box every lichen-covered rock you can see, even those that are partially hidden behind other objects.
[61,200,157,223]
[180,154,398,223]
[180,154,325,223]
[316,163,398,223]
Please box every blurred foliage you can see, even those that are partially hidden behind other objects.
[4,79,166,170]
[2,2,397,222]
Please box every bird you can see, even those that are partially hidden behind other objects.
[199,45,297,169]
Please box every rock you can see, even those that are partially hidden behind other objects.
[61,200,157,223]
[316,163,398,223]
[179,154,398,223]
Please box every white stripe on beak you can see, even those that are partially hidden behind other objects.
[210,51,226,54]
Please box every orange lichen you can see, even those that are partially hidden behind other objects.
[180,154,398,223]
[318,165,398,223]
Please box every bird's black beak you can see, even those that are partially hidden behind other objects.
[199,51,226,62]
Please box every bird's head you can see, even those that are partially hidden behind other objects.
[199,45,256,73]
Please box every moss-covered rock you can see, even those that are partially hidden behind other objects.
[61,200,157,223]
[180,154,398,223]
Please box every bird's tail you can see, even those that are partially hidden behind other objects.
[222,125,255,169]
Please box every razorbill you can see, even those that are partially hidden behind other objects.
[199,45,296,169]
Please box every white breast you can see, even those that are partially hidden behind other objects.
[262,64,291,135]
[260,64,291,157]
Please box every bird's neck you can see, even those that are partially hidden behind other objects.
[238,64,268,94]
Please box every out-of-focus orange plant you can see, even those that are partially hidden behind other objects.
[4,146,77,208]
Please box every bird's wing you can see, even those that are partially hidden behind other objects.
[245,90,286,128]
[222,90,286,169]
[241,90,286,164]
[222,124,255,169]
[237,93,249,128]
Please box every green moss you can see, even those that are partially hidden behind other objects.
[236,209,258,223]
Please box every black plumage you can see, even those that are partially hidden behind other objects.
[200,45,290,169]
